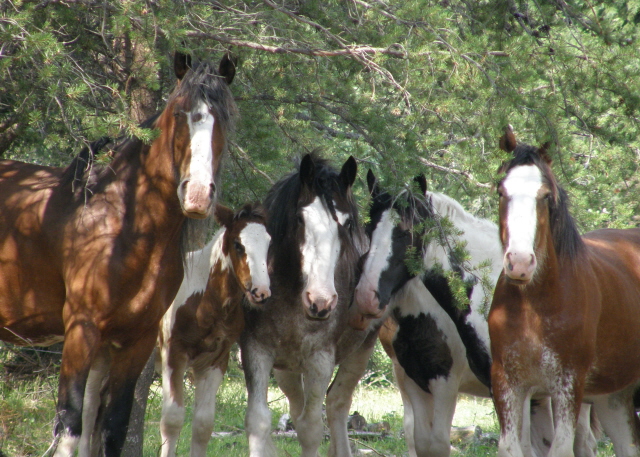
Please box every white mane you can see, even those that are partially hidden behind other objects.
[423,191,503,327]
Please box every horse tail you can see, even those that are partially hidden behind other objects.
[59,136,111,189]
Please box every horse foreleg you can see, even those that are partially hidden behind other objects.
[326,332,377,457]
[297,352,335,457]
[101,330,157,457]
[592,387,640,457]
[190,363,225,457]
[492,365,527,457]
[159,344,188,457]
[78,352,109,457]
[54,320,101,457]
[242,343,277,457]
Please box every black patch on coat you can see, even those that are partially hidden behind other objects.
[422,270,492,389]
[392,311,453,393]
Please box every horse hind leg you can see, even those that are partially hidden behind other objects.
[190,362,226,457]
[573,403,599,457]
[325,331,377,457]
[296,353,335,457]
[273,369,305,428]
[77,352,109,457]
[592,387,640,457]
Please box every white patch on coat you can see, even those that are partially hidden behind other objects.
[358,208,397,299]
[501,165,543,263]
[300,196,340,301]
[239,222,271,290]
[187,100,216,190]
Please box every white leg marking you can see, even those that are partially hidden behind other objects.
[190,367,224,457]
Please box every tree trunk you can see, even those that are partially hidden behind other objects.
[121,349,157,457]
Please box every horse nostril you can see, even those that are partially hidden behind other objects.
[317,309,328,318]
[309,303,318,315]
[374,290,380,300]
[209,183,216,198]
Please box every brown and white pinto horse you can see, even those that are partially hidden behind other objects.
[489,127,640,457]
[0,52,237,457]
[157,203,271,457]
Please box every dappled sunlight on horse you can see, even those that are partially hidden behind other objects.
[0,52,237,457]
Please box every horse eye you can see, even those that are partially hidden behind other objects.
[192,113,203,123]
[234,240,244,254]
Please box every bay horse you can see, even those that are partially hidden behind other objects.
[352,170,599,457]
[0,52,237,457]
[240,153,380,457]
[489,127,640,457]
[157,202,271,457]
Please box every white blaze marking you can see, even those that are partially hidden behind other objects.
[502,165,543,258]
[301,196,340,297]
[360,208,397,294]
[239,223,271,288]
[187,100,215,188]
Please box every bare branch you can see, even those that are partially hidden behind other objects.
[418,157,491,189]
[185,32,406,58]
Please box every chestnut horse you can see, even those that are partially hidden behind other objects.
[157,203,271,457]
[353,170,599,457]
[0,52,237,457]
[240,154,380,457]
[489,127,640,457]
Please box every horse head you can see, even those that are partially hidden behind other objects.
[351,170,431,329]
[161,52,237,219]
[215,203,271,306]
[497,125,560,284]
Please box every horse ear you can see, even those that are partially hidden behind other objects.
[174,52,192,81]
[299,154,315,188]
[214,204,234,228]
[499,124,517,153]
[339,156,357,189]
[539,142,553,165]
[414,174,427,195]
[218,53,237,85]
[366,169,379,196]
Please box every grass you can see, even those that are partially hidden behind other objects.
[0,343,620,457]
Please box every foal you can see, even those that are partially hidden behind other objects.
[157,203,271,457]
[490,127,640,457]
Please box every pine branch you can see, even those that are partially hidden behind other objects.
[418,157,491,189]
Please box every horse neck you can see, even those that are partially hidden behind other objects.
[424,192,500,271]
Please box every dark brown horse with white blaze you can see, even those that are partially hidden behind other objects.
[157,203,271,457]
[489,127,640,457]
[0,52,237,457]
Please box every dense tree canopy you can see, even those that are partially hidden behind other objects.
[2,0,640,231]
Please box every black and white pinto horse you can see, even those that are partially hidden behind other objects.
[352,170,598,457]
[240,154,379,457]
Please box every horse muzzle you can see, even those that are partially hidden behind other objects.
[178,179,215,218]
[303,290,337,320]
[245,285,271,306]
[503,250,537,283]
